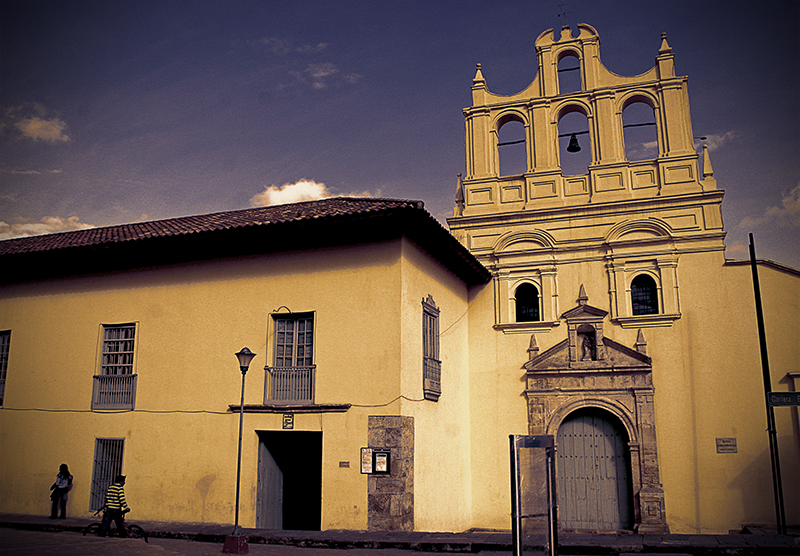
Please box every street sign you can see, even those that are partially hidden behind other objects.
[767,392,800,407]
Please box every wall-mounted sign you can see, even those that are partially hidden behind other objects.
[361,448,373,474]
[716,438,737,453]
[767,392,800,407]
[373,450,390,474]
[282,414,294,429]
[360,448,391,474]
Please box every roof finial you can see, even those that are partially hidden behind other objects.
[659,32,672,53]
[473,63,485,84]
[702,144,714,178]
[453,173,465,217]
[635,329,647,355]
[578,284,588,305]
[528,333,539,360]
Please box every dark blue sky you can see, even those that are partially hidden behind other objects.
[1,0,798,267]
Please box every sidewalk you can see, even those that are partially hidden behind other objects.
[1,514,798,554]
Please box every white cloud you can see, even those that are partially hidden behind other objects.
[1,168,63,175]
[306,62,339,89]
[697,130,739,151]
[16,116,70,142]
[250,179,330,207]
[248,36,327,55]
[725,240,749,260]
[740,183,800,229]
[2,103,70,143]
[249,180,378,207]
[0,216,95,240]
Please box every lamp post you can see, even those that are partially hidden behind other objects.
[223,347,256,554]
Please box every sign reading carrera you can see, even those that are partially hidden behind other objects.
[767,392,800,407]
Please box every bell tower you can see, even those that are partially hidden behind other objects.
[452,24,716,217]
[449,24,725,331]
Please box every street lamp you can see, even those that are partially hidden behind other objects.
[223,347,256,554]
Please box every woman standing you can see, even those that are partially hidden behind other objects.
[49,464,73,519]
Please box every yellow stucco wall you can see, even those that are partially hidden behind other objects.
[0,238,474,530]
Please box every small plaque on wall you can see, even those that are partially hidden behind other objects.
[282,414,294,429]
[716,438,737,453]
[361,448,373,474]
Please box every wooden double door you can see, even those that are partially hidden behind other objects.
[556,408,633,531]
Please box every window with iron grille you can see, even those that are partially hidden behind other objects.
[422,296,441,401]
[90,438,124,510]
[515,283,541,322]
[266,313,315,404]
[92,324,138,410]
[0,331,9,407]
[631,274,659,316]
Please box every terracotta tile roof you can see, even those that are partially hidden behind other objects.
[0,197,424,256]
[0,197,491,286]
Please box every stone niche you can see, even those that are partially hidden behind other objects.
[367,415,414,531]
[523,288,668,533]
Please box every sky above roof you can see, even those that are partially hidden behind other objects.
[1,0,798,268]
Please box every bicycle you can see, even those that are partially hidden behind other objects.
[82,506,148,543]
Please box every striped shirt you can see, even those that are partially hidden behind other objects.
[105,483,128,511]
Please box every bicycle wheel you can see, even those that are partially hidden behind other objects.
[127,524,148,543]
[82,523,100,536]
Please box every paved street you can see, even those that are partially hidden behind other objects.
[0,529,516,556]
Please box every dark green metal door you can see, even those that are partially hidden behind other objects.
[556,408,632,530]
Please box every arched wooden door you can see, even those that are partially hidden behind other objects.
[556,408,633,531]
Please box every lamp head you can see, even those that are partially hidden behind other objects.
[235,347,256,374]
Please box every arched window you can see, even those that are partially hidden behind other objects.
[515,283,540,322]
[631,274,658,315]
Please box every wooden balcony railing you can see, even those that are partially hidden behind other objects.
[92,374,137,410]
[265,365,315,404]
[423,357,441,401]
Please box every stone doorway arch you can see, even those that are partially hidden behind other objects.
[522,289,668,533]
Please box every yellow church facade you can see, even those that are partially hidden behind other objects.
[1,24,798,536]
[450,24,799,534]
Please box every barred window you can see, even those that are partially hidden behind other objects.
[0,330,9,406]
[515,283,541,322]
[101,325,136,375]
[422,296,441,401]
[90,438,124,510]
[631,274,659,315]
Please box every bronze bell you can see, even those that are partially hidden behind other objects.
[566,133,581,153]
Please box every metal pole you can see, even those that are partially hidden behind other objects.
[547,446,558,556]
[749,234,786,535]
[233,369,246,536]
[509,435,522,556]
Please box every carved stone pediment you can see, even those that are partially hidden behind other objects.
[524,336,651,373]
[560,303,608,320]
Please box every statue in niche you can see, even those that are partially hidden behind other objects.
[578,325,597,361]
